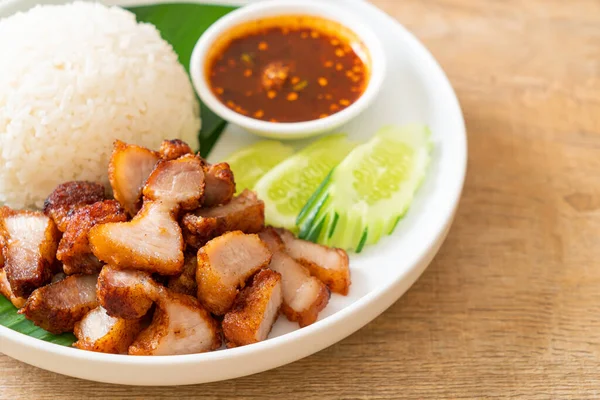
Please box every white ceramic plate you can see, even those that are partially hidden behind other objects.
[0,0,466,386]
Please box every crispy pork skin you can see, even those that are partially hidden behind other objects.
[74,306,143,354]
[19,274,98,334]
[43,181,106,232]
[167,254,198,297]
[0,207,60,297]
[57,200,127,275]
[109,140,160,216]
[258,228,329,327]
[276,228,350,295]
[128,290,221,356]
[97,266,157,320]
[223,269,282,347]
[159,139,193,161]
[196,231,272,315]
[89,201,184,275]
[0,269,26,308]
[142,155,205,211]
[182,189,264,249]
[202,162,235,207]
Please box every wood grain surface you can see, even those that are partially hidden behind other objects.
[2,0,600,398]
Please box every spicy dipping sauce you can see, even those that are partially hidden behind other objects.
[205,15,370,123]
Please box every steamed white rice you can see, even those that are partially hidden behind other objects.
[0,2,201,208]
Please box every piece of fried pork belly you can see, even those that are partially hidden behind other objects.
[128,289,221,356]
[0,207,60,297]
[143,155,205,211]
[167,254,198,297]
[223,269,282,347]
[182,189,265,249]
[196,231,271,315]
[0,234,4,269]
[51,272,67,283]
[89,201,184,275]
[74,306,143,354]
[96,266,220,355]
[91,156,205,275]
[43,181,106,232]
[258,228,329,327]
[159,139,193,161]
[269,254,329,328]
[19,274,98,334]
[0,269,26,308]
[109,140,160,216]
[57,200,127,276]
[202,162,235,207]
[97,266,158,320]
[275,228,350,295]
[257,227,285,253]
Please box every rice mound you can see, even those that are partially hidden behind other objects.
[0,2,201,208]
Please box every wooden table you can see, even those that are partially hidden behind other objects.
[2,0,600,398]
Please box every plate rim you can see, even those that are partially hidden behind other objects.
[0,0,467,385]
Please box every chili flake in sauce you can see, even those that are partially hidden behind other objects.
[206,16,369,123]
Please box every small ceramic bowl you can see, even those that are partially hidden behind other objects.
[190,0,386,140]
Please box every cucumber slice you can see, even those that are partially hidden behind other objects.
[298,124,432,252]
[254,134,357,230]
[225,141,295,194]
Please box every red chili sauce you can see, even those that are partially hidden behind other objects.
[205,16,370,123]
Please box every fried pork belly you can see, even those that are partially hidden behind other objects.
[223,269,282,347]
[0,269,26,308]
[43,181,106,232]
[97,266,220,355]
[276,228,350,295]
[143,155,205,211]
[91,154,206,275]
[19,274,98,334]
[51,272,67,283]
[74,306,143,354]
[128,290,221,355]
[89,201,184,275]
[196,231,272,315]
[57,200,127,275]
[0,234,4,269]
[182,189,265,249]
[109,140,160,216]
[167,254,198,297]
[0,208,60,297]
[258,228,329,327]
[97,266,157,320]
[159,139,193,161]
[269,253,329,327]
[93,147,206,275]
[202,162,235,207]
[258,227,286,253]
